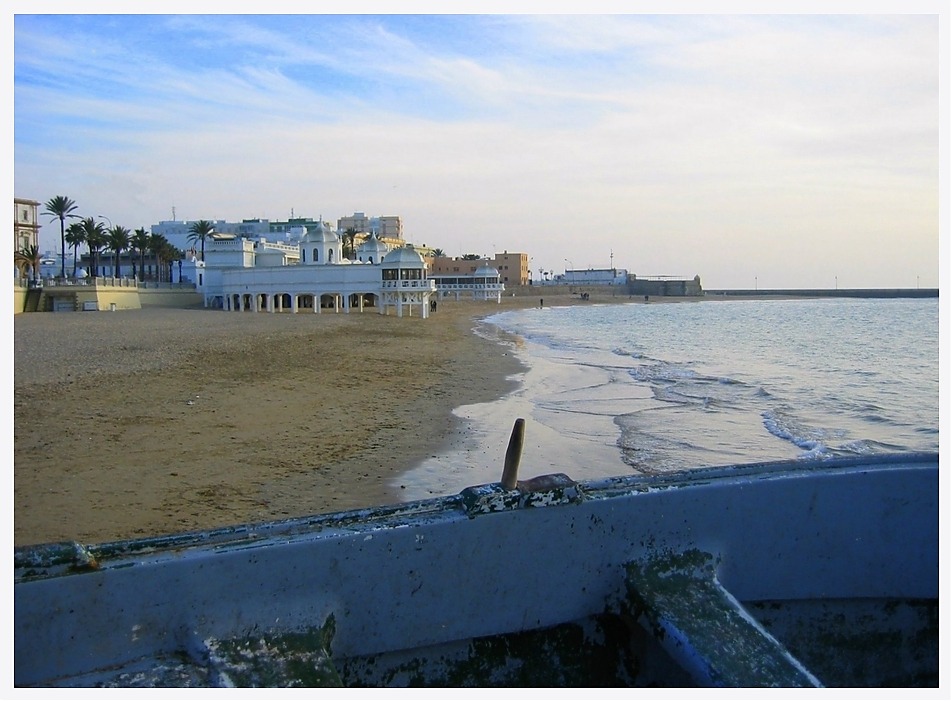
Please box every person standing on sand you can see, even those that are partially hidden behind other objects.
[539,298,544,308]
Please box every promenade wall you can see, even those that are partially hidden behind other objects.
[13,279,203,314]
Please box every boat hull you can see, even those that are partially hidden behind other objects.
[14,453,939,687]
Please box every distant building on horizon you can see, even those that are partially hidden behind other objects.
[151,212,408,255]
[336,212,404,241]
[151,217,316,252]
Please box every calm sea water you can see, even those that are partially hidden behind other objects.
[396,297,940,499]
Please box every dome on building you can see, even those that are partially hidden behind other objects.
[474,263,500,278]
[299,226,339,245]
[381,244,425,268]
[299,223,343,266]
[357,233,390,263]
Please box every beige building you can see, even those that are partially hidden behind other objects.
[377,215,403,240]
[14,198,41,253]
[337,211,371,234]
[492,251,530,287]
[337,213,403,239]
[338,212,405,254]
[429,251,529,287]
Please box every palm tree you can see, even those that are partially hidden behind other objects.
[343,227,359,260]
[106,225,131,277]
[13,249,30,281]
[168,245,184,282]
[157,243,182,283]
[65,222,86,278]
[43,196,79,279]
[80,217,107,278]
[187,220,215,261]
[15,244,43,284]
[130,228,150,281]
[148,233,171,281]
[431,248,446,258]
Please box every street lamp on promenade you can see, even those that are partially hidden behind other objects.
[564,258,574,284]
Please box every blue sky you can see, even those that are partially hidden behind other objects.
[10,4,947,289]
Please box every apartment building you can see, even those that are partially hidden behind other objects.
[492,251,530,287]
[337,212,404,251]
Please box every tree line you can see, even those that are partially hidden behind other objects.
[15,195,216,284]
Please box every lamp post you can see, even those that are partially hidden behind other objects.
[564,258,574,285]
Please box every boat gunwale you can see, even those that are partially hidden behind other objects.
[14,451,939,582]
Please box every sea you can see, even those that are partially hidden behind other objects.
[394,297,941,500]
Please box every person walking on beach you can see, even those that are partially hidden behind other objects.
[539,298,544,308]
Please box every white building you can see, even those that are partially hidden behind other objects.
[355,233,390,264]
[543,267,629,286]
[188,226,438,318]
[430,263,505,303]
[152,218,306,252]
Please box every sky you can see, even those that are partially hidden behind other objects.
[9,2,948,290]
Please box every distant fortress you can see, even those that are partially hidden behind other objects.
[543,268,704,297]
[543,267,936,299]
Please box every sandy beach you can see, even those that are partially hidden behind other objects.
[14,289,816,547]
[13,297,548,547]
